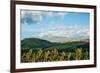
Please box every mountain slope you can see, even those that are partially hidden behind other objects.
[21,38,53,49]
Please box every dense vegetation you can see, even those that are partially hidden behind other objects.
[21,48,89,62]
[21,38,89,63]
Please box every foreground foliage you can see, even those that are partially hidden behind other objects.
[21,48,89,62]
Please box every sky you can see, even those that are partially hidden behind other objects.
[20,10,90,42]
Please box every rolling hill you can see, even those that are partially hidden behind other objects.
[21,38,89,52]
[21,38,53,49]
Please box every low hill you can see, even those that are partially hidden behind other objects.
[21,38,89,52]
[21,38,53,49]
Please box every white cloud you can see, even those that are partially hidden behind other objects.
[42,11,67,17]
[38,25,89,39]
[31,11,43,22]
[48,25,66,30]
[39,31,66,37]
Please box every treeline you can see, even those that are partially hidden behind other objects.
[21,48,89,62]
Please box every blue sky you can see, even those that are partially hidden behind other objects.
[21,10,90,42]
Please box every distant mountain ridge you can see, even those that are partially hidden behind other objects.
[40,36,89,43]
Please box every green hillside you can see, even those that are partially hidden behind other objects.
[47,42,89,52]
[21,38,89,52]
[21,38,53,49]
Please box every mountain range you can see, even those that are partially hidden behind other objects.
[21,38,89,52]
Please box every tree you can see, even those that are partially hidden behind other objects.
[67,52,72,60]
[75,48,82,60]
